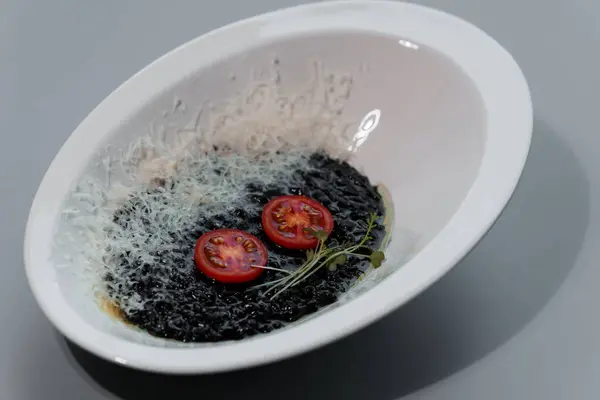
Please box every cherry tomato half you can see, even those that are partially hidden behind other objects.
[194,229,268,284]
[262,195,334,250]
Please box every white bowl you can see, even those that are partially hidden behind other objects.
[24,0,532,374]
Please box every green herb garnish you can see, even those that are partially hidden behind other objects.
[370,251,385,268]
[253,213,385,300]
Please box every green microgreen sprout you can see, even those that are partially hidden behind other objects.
[254,213,386,300]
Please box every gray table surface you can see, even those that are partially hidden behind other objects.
[2,0,599,399]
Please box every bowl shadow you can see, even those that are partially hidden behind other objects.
[63,119,590,400]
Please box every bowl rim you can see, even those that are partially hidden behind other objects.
[23,0,532,374]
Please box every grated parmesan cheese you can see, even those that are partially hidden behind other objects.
[54,59,360,322]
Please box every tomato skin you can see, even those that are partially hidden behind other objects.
[194,229,268,284]
[262,195,334,250]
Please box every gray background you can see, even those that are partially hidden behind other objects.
[1,0,598,399]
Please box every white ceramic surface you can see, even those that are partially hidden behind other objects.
[24,0,532,374]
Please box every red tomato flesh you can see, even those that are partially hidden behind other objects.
[261,195,334,250]
[194,229,268,283]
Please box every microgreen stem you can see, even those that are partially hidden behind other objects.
[250,265,293,275]
[256,212,385,300]
[290,251,341,287]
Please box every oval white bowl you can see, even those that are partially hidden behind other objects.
[24,0,532,374]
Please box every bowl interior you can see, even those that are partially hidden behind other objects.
[51,30,485,347]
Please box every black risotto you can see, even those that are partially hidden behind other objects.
[107,153,385,342]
